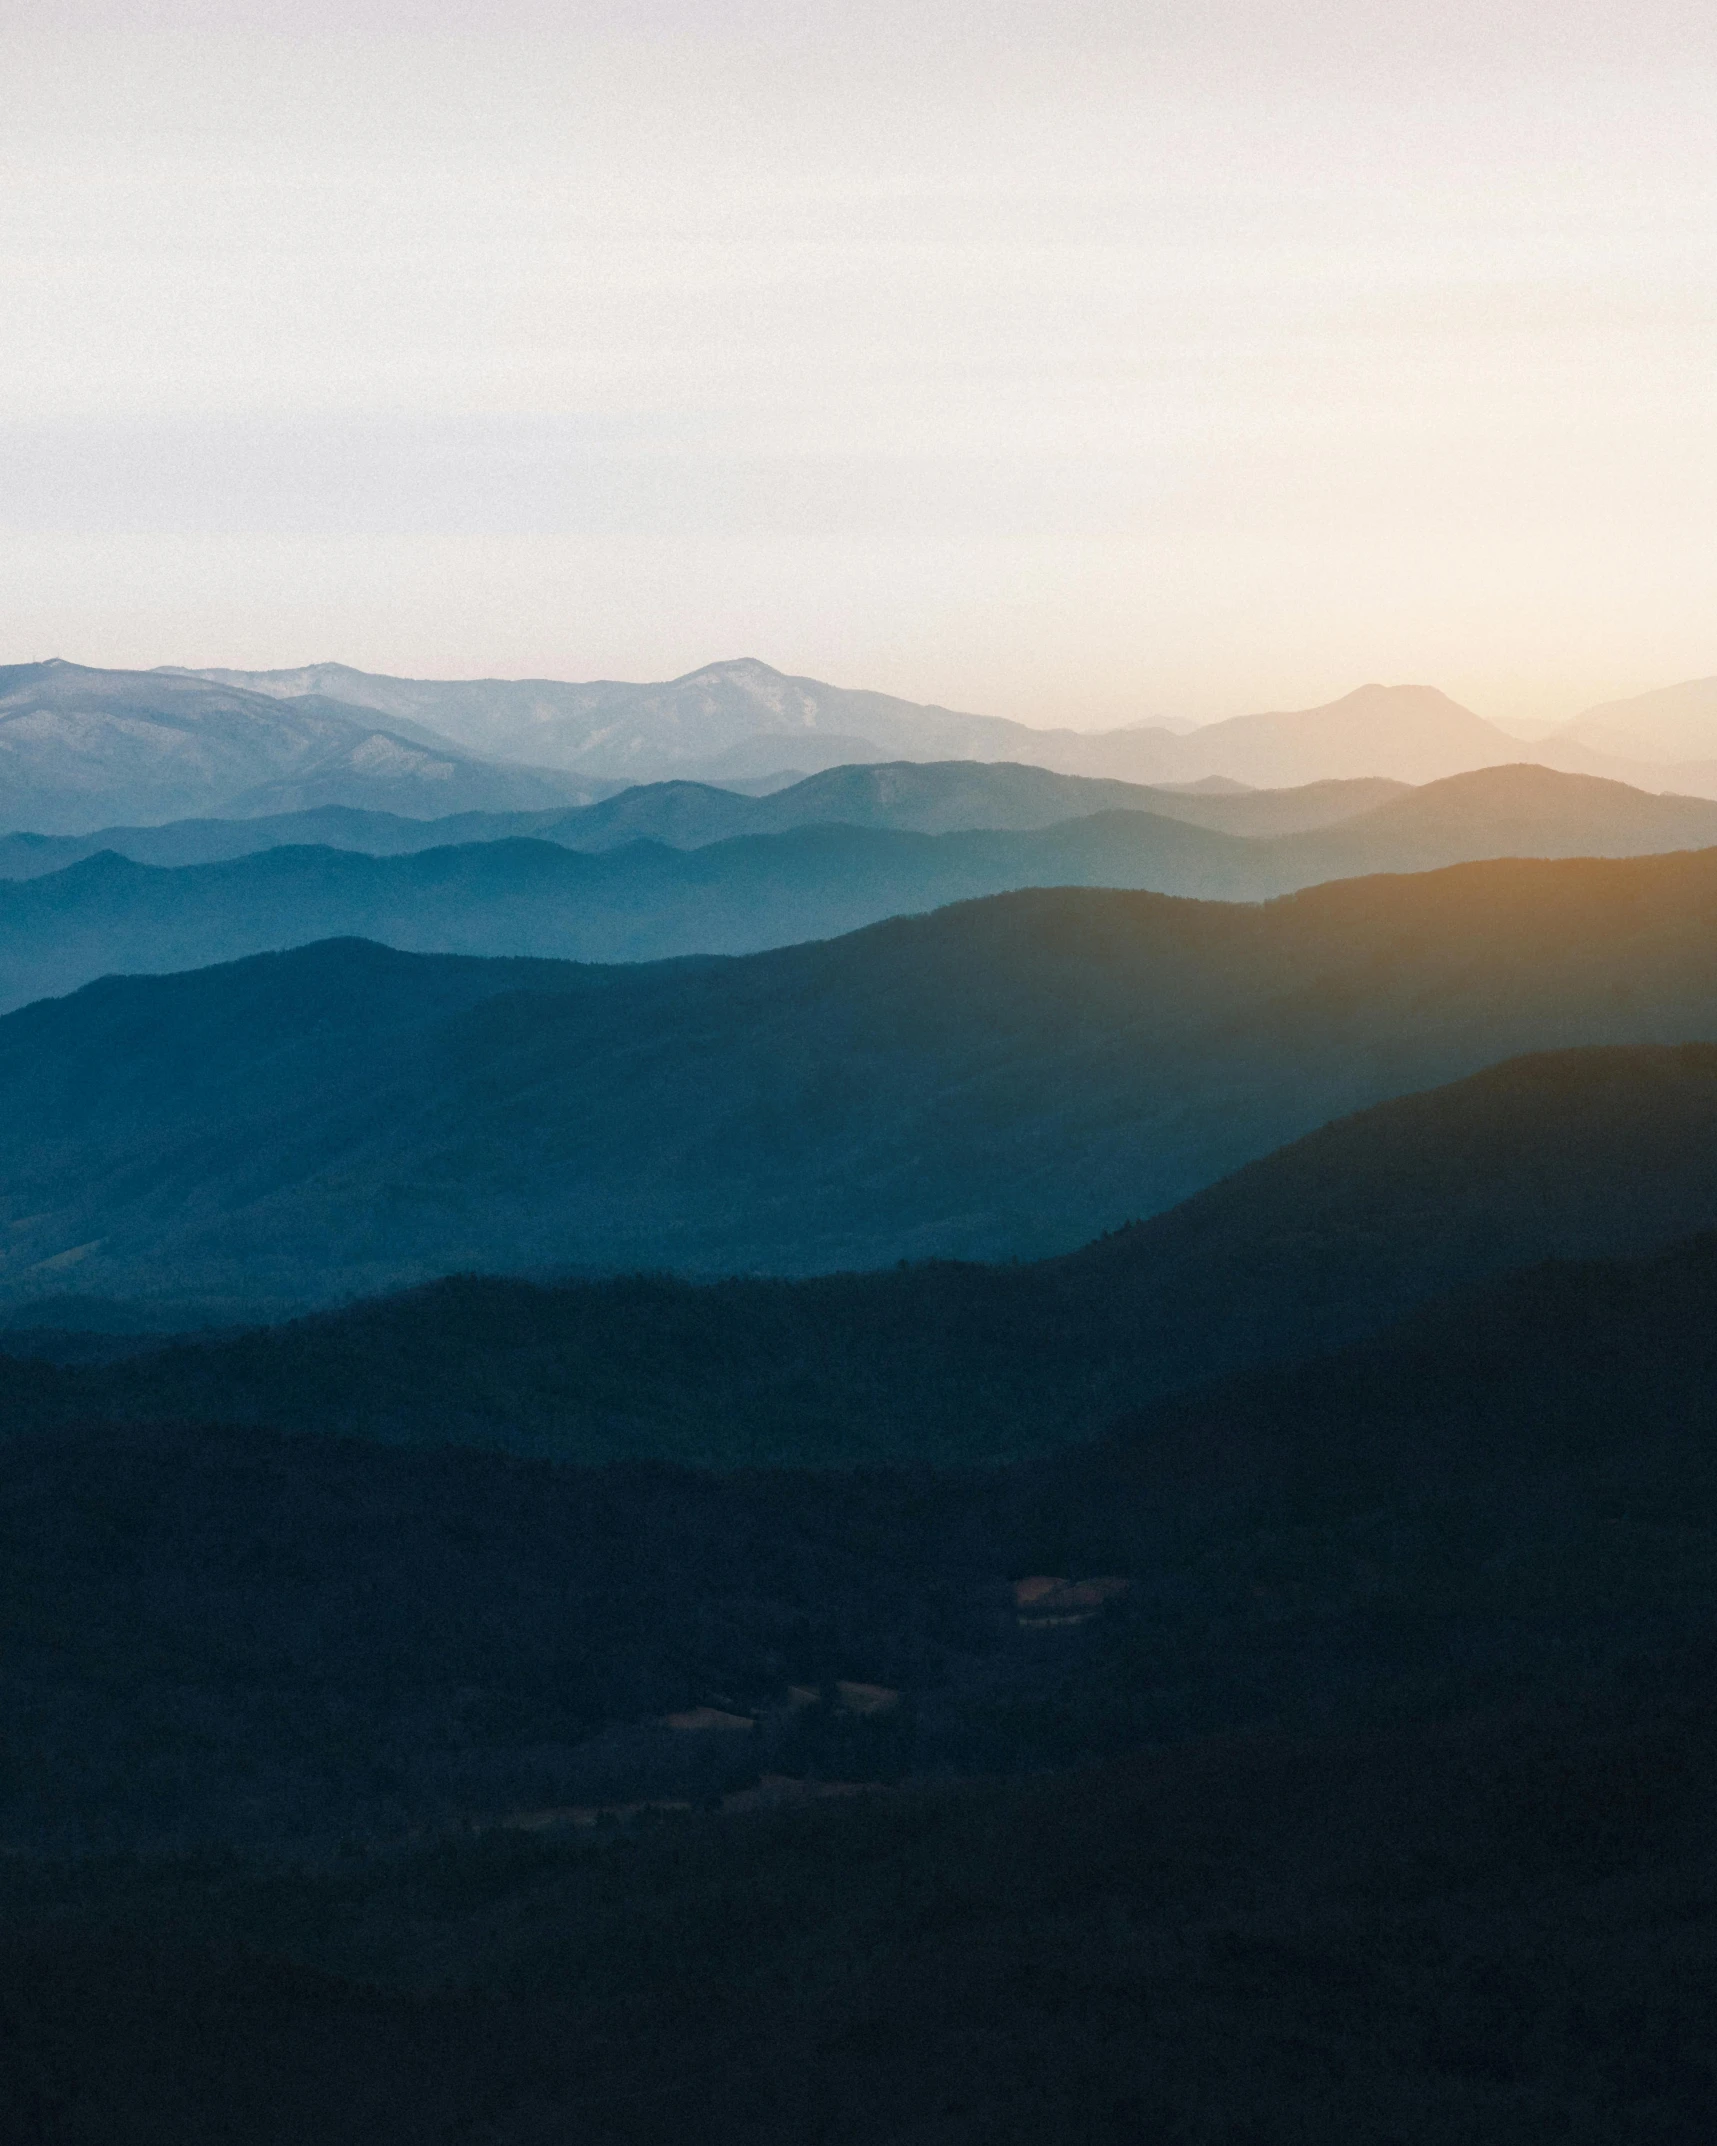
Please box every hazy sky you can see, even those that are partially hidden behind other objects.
[3,0,1714,726]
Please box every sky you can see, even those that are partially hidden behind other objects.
[2,0,1714,729]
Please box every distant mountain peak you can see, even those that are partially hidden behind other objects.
[677,657,784,681]
[1318,682,1481,715]
[1556,676,1717,767]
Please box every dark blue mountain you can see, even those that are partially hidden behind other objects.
[4,848,1717,1309]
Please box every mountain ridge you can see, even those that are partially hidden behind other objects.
[4,762,1714,1011]
[185,657,1717,795]
[0,661,622,832]
[5,849,1717,1305]
[0,764,1409,882]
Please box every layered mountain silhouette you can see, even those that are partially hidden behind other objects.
[9,1043,1717,1468]
[17,658,1717,830]
[0,662,615,832]
[5,764,1715,1012]
[0,765,1408,882]
[10,648,1717,2145]
[5,849,1717,1306]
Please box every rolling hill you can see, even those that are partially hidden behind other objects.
[7,1042,1717,1467]
[0,814,1257,1008]
[4,764,1715,1011]
[1261,762,1717,880]
[5,1220,1717,1850]
[4,850,1717,1307]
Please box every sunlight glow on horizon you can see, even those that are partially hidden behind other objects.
[2,0,1714,728]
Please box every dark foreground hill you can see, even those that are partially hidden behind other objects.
[5,764,1716,1008]
[4,1222,1717,1851]
[5,848,1717,1305]
[11,1044,1717,1467]
[4,1227,1717,2138]
[5,1685,1715,2146]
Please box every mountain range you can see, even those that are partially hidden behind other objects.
[9,677,1717,2144]
[12,658,1717,835]
[182,656,1040,783]
[0,765,1409,881]
[8,635,1717,2146]
[0,661,623,832]
[190,656,1717,793]
[5,847,1717,1308]
[5,763,1715,1012]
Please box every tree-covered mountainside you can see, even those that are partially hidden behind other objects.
[4,850,1717,1306]
[5,1220,1717,1853]
[5,1676,1712,2146]
[3,1223,1717,2140]
[2,1055,1715,2143]
[4,763,1715,1007]
[9,1043,1717,1467]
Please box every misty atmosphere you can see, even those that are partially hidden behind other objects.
[5,4,1717,2142]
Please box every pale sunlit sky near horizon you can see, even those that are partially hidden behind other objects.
[2,0,1714,729]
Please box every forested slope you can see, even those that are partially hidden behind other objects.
[7,1043,1717,1467]
[4,850,1717,1303]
